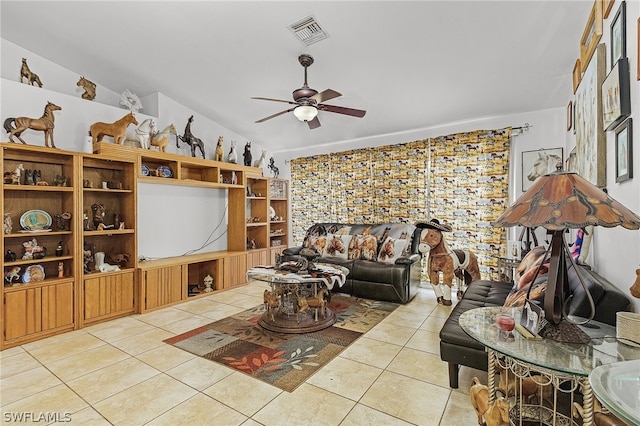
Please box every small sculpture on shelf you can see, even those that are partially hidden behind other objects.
[94,251,105,271]
[231,171,237,185]
[83,243,94,273]
[268,157,280,178]
[125,118,157,149]
[4,101,62,148]
[20,58,43,87]
[177,115,205,158]
[120,89,143,112]
[149,124,177,153]
[214,136,224,161]
[22,238,46,260]
[4,266,21,285]
[54,212,72,231]
[108,253,130,268]
[227,141,237,163]
[77,76,96,100]
[4,213,12,234]
[55,241,63,257]
[5,250,16,262]
[53,175,68,186]
[253,149,267,170]
[4,163,24,184]
[203,274,214,293]
[89,112,138,145]
[243,142,252,166]
[58,262,64,278]
[91,204,105,230]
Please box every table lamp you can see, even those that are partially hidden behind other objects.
[493,167,640,341]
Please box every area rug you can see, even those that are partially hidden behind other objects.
[164,295,399,392]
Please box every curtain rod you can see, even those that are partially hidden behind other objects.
[510,122,532,135]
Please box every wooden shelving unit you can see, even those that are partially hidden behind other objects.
[269,178,289,263]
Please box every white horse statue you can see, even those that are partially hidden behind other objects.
[253,149,267,169]
[125,118,157,149]
[527,152,562,182]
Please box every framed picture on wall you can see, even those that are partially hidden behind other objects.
[580,0,603,68]
[603,0,615,18]
[575,44,606,187]
[566,147,577,172]
[522,148,563,192]
[637,18,640,80]
[567,101,573,131]
[610,1,626,67]
[602,58,631,131]
[615,118,632,183]
[572,59,582,93]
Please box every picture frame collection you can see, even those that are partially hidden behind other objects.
[570,0,634,185]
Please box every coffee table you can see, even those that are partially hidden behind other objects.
[459,306,640,426]
[589,359,640,425]
[247,263,348,334]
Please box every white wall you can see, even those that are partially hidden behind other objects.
[1,39,268,259]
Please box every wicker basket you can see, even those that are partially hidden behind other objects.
[616,312,640,347]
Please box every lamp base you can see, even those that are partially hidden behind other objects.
[540,320,590,344]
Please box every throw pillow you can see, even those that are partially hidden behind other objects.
[351,234,378,260]
[377,236,408,264]
[307,235,327,254]
[322,234,352,260]
[504,274,548,308]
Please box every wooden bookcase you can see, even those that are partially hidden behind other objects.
[80,155,137,326]
[269,178,289,262]
[1,144,78,348]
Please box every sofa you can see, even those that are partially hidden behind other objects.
[440,264,634,388]
[282,223,422,304]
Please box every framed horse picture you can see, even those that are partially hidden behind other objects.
[521,148,563,192]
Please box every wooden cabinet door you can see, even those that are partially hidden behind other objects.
[142,266,182,311]
[247,249,268,270]
[84,271,135,321]
[4,282,74,341]
[223,254,247,289]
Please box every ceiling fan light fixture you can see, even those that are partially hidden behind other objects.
[293,105,318,122]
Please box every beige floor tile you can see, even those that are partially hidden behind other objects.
[340,403,413,426]
[441,387,480,425]
[51,407,111,425]
[2,383,88,420]
[454,366,488,395]
[395,298,437,316]
[252,383,355,426]
[160,315,214,334]
[360,371,450,426]
[383,309,429,329]
[209,289,255,305]
[405,329,441,355]
[306,356,382,401]
[364,322,417,346]
[0,366,62,405]
[203,372,281,417]
[21,331,105,364]
[165,357,233,390]
[430,303,457,319]
[339,336,402,369]
[419,315,448,333]
[46,344,130,382]
[66,357,160,404]
[199,303,245,320]
[136,307,200,327]
[85,316,156,343]
[172,297,220,314]
[93,374,197,425]
[0,351,41,379]
[108,327,174,355]
[387,347,450,388]
[135,343,195,371]
[240,419,263,426]
[230,295,263,309]
[0,346,25,359]
[146,392,247,425]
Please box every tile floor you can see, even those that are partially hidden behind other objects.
[0,282,487,425]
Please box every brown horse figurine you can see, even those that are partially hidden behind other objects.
[297,287,329,323]
[77,76,96,100]
[417,219,481,305]
[89,112,138,145]
[4,101,61,148]
[149,124,177,152]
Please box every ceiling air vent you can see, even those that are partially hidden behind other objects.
[288,15,329,46]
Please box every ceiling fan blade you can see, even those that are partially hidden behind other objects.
[255,108,295,123]
[307,116,321,129]
[251,96,298,105]
[310,89,342,104]
[318,104,366,118]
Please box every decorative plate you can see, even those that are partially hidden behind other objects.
[22,264,45,283]
[141,164,150,176]
[157,165,173,178]
[20,210,52,231]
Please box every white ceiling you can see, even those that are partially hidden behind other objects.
[1,1,591,153]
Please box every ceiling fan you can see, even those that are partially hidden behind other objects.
[252,54,366,129]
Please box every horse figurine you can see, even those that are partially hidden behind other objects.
[76,76,96,100]
[268,157,280,178]
[89,112,138,145]
[243,142,252,166]
[20,58,42,87]
[4,101,61,148]
[253,149,267,169]
[125,118,156,149]
[214,136,224,161]
[527,151,562,183]
[149,124,177,152]
[263,289,280,321]
[417,219,481,305]
[177,115,205,158]
[297,287,330,323]
[227,141,237,163]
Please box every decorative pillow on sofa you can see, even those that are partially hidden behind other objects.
[377,236,408,264]
[307,235,327,254]
[348,234,378,260]
[322,234,352,260]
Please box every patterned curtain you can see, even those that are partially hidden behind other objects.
[290,128,511,277]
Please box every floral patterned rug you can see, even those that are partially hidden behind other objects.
[164,295,399,392]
